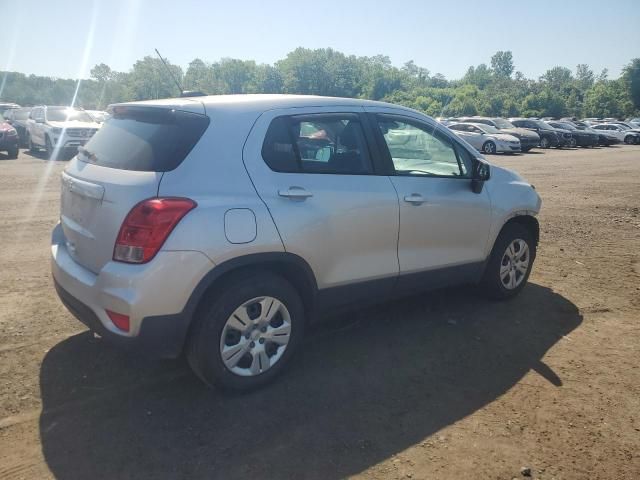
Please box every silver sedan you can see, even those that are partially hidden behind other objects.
[449,123,521,154]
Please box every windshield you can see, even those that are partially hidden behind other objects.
[476,124,500,134]
[46,108,94,123]
[14,109,31,120]
[531,120,554,130]
[492,118,515,129]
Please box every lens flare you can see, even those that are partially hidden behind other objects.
[16,1,100,242]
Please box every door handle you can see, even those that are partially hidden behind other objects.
[278,187,313,200]
[404,193,425,205]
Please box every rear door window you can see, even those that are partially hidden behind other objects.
[261,115,373,175]
[78,106,209,172]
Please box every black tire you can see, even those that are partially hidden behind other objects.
[480,223,536,300]
[624,135,634,145]
[45,136,56,160]
[187,271,305,391]
[482,141,496,154]
[28,135,38,153]
[7,145,18,159]
[540,137,550,149]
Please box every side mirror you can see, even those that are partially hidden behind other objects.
[471,159,490,194]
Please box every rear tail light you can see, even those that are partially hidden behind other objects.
[113,197,196,264]
[106,309,130,332]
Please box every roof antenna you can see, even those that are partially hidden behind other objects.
[154,48,206,98]
[154,48,183,93]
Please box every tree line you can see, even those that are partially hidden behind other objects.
[1,48,639,119]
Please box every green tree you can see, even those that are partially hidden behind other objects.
[491,51,514,78]
[540,66,573,92]
[128,56,183,100]
[575,64,594,91]
[622,58,640,111]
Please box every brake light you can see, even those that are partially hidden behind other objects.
[106,309,130,332]
[113,198,196,264]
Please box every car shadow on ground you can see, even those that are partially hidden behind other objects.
[21,149,72,161]
[39,283,581,480]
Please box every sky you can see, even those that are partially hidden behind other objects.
[2,0,639,81]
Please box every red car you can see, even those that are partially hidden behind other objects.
[0,112,19,159]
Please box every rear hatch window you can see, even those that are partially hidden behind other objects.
[78,106,210,172]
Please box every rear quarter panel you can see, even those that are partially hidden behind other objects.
[159,108,285,265]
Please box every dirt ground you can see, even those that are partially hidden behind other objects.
[0,145,639,480]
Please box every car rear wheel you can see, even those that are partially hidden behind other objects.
[482,141,496,154]
[540,137,550,148]
[187,271,305,391]
[624,135,635,145]
[480,223,536,300]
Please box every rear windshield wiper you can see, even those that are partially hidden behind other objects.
[78,146,98,163]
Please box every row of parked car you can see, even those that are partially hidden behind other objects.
[438,115,640,154]
[0,103,107,159]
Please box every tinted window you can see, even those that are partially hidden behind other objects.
[377,117,469,178]
[261,117,298,172]
[492,118,515,129]
[77,106,210,172]
[262,115,372,175]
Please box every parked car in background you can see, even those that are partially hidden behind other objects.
[459,117,540,151]
[27,106,101,159]
[3,107,31,147]
[591,123,640,144]
[448,122,521,154]
[0,112,19,159]
[608,121,640,134]
[567,120,621,146]
[508,118,562,148]
[0,103,20,115]
[51,94,541,390]
[547,121,599,147]
[626,118,640,128]
[86,110,109,123]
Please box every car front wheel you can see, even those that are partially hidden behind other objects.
[187,271,304,391]
[7,145,18,159]
[28,135,38,153]
[481,223,536,300]
[482,141,496,154]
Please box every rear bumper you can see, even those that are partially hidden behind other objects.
[54,278,190,357]
[51,223,214,358]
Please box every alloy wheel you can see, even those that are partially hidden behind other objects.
[500,239,530,290]
[483,142,496,154]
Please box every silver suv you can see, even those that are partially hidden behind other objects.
[51,95,541,390]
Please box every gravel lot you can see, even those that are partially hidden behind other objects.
[0,145,639,479]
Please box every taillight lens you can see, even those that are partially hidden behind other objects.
[113,197,196,264]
